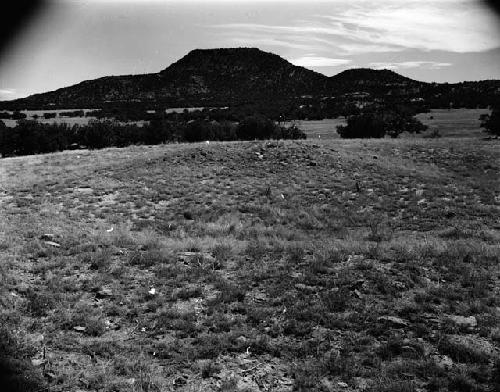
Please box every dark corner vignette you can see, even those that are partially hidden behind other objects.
[483,0,500,18]
[0,0,47,58]
[1,2,47,392]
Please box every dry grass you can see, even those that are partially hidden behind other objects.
[0,136,499,391]
[293,108,490,140]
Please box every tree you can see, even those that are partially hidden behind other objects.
[236,115,278,140]
[337,111,427,139]
[481,107,500,136]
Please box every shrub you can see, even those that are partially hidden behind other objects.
[337,111,427,138]
[236,115,277,140]
[235,115,305,140]
[481,106,500,136]
[0,115,305,158]
[11,111,26,120]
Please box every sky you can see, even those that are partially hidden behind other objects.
[0,0,499,100]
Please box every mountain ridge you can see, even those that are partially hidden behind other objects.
[1,47,499,109]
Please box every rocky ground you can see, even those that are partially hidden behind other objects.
[0,137,499,391]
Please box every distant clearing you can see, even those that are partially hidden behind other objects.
[288,108,491,140]
[416,108,491,137]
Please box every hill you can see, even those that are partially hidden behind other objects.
[1,138,498,391]
[329,68,424,94]
[1,47,499,110]
[1,48,330,109]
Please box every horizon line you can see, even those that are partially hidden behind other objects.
[3,47,500,102]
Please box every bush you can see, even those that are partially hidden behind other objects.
[481,107,500,136]
[337,111,427,138]
[11,111,26,120]
[0,120,75,157]
[0,115,305,158]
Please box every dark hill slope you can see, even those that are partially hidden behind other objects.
[3,48,330,109]
[157,48,330,104]
[1,48,499,109]
[330,68,425,95]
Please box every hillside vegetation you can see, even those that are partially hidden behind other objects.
[2,48,499,114]
[1,137,499,391]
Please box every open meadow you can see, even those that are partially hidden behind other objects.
[291,109,491,140]
[0,136,499,392]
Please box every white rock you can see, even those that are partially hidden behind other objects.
[44,241,60,248]
[377,316,408,327]
[449,315,477,329]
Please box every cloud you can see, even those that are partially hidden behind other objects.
[321,1,500,53]
[0,88,17,100]
[336,43,404,55]
[211,1,500,55]
[290,56,351,67]
[369,61,453,70]
[225,36,326,51]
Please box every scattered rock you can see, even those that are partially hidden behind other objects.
[178,251,215,265]
[40,233,56,241]
[448,315,477,329]
[446,334,497,358]
[350,279,365,290]
[294,283,316,293]
[432,354,453,370]
[31,358,46,367]
[377,316,408,327]
[353,377,369,390]
[320,378,335,391]
[93,287,113,299]
[44,372,56,382]
[173,375,187,386]
[44,241,61,248]
[311,326,331,340]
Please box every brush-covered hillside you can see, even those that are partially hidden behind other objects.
[2,48,499,110]
[1,137,499,392]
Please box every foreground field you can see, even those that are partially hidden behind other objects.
[0,137,499,392]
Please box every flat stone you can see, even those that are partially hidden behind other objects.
[31,358,46,367]
[44,241,61,248]
[431,354,453,370]
[377,316,408,327]
[448,315,477,329]
[94,287,113,299]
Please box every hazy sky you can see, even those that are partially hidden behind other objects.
[1,0,499,100]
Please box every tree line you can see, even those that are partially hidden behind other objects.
[0,116,306,158]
